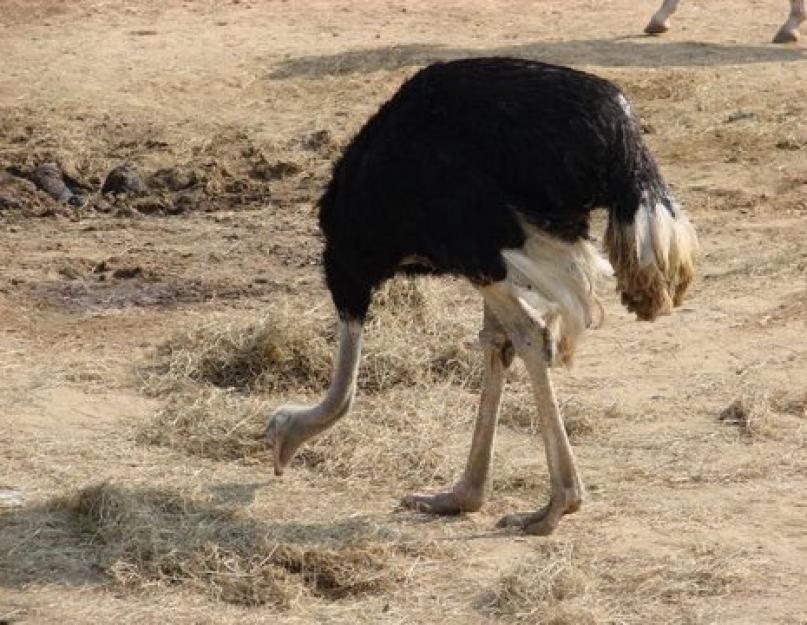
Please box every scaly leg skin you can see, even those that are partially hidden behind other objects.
[644,0,680,34]
[482,283,583,536]
[265,318,362,475]
[401,304,514,515]
[774,0,804,42]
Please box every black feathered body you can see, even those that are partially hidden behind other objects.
[319,57,694,322]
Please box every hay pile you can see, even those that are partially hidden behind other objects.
[137,278,483,487]
[484,541,597,624]
[139,278,482,397]
[54,482,435,608]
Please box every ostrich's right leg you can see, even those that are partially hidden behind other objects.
[645,0,681,34]
[481,282,583,536]
[401,304,513,514]
[265,317,363,475]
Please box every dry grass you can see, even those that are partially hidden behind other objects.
[41,482,437,608]
[138,308,333,396]
[136,389,269,462]
[139,278,482,397]
[599,543,750,621]
[771,390,807,419]
[719,392,772,439]
[499,391,620,444]
[484,541,598,624]
[136,277,484,485]
[137,384,469,488]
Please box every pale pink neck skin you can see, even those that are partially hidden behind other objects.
[264,318,363,476]
[646,0,804,42]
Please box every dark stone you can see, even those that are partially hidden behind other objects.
[30,163,74,202]
[0,194,21,209]
[102,164,148,195]
[111,266,143,279]
[131,196,166,214]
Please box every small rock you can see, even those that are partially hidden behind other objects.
[300,129,335,152]
[92,197,113,213]
[775,138,802,151]
[112,266,143,279]
[114,205,136,218]
[0,194,21,209]
[30,162,74,202]
[250,158,301,181]
[102,164,148,195]
[67,193,89,209]
[173,193,199,212]
[165,201,187,215]
[725,110,754,123]
[131,196,167,214]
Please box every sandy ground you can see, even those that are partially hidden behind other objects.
[1,1,806,623]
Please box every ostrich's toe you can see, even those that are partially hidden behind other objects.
[496,490,582,536]
[401,480,484,515]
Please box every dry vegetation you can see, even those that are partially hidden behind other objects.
[2,1,807,624]
[484,541,596,623]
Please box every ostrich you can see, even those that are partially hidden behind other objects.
[265,57,697,536]
[645,0,805,43]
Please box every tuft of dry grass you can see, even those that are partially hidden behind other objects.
[771,390,807,419]
[140,278,482,398]
[719,392,772,439]
[484,541,597,624]
[136,389,269,461]
[599,543,749,605]
[499,391,620,444]
[138,309,333,396]
[46,482,436,608]
[136,384,468,489]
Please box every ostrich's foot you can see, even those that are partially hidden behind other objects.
[401,479,484,515]
[496,489,582,536]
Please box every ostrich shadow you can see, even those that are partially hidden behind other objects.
[0,483,410,591]
[269,37,806,79]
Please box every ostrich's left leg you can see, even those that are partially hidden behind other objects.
[774,0,805,43]
[481,282,583,536]
[265,318,363,475]
[401,304,513,514]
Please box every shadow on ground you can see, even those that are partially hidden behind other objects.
[0,482,410,598]
[269,37,806,79]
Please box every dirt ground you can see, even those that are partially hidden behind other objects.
[2,1,807,623]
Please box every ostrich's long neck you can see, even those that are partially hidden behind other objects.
[298,318,363,433]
